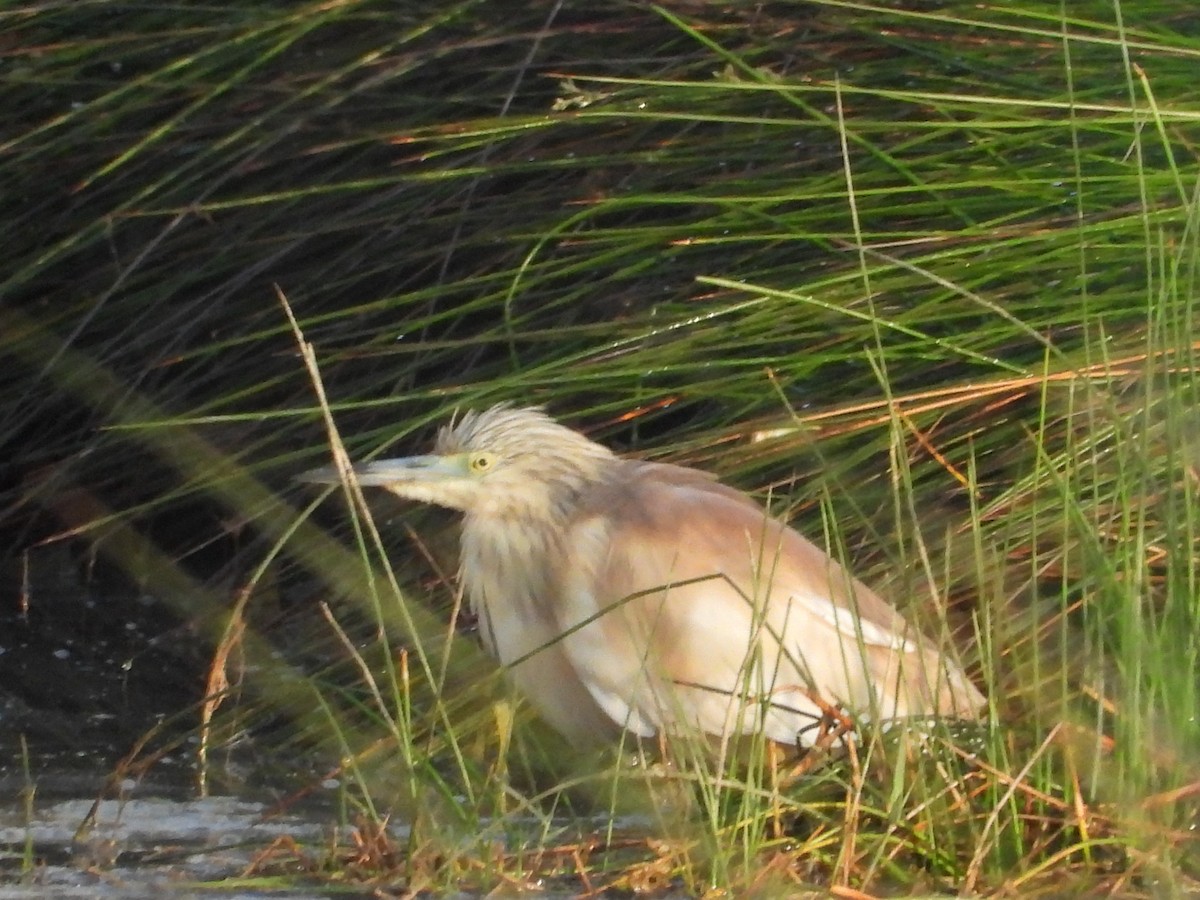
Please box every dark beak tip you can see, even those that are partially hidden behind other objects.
[296,467,337,485]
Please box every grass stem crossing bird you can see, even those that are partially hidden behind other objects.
[302,406,984,749]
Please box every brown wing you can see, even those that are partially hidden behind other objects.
[553,460,983,746]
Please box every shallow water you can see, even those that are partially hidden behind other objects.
[0,545,352,897]
[0,791,333,899]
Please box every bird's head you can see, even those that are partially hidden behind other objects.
[303,405,615,521]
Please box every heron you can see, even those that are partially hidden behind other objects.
[302,405,984,751]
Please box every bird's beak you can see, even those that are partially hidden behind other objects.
[298,453,465,487]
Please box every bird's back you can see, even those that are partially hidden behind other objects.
[543,459,983,746]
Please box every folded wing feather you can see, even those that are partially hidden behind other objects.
[552,460,982,746]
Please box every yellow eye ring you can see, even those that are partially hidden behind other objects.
[469,452,496,474]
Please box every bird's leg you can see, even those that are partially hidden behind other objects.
[813,701,856,749]
[775,693,857,789]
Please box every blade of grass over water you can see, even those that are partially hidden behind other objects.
[1,0,1198,895]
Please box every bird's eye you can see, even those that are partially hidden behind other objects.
[469,452,496,474]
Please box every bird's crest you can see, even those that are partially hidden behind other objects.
[435,405,610,465]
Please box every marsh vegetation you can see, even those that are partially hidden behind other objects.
[2,1,1198,895]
